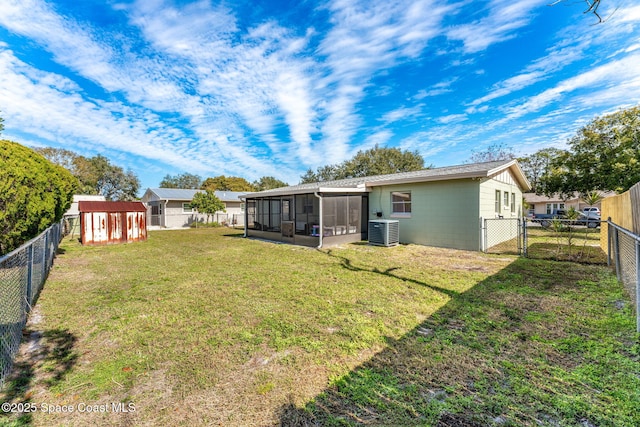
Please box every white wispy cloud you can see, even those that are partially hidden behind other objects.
[436,114,468,124]
[0,48,206,172]
[446,0,541,53]
[380,105,424,124]
[317,0,452,161]
[502,53,640,121]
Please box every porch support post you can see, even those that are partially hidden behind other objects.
[315,192,323,249]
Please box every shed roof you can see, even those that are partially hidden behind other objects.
[243,159,531,198]
[143,188,245,202]
[78,201,147,213]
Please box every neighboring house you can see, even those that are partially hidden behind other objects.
[242,159,531,251]
[523,191,613,216]
[64,194,108,236]
[141,188,245,228]
[78,201,147,245]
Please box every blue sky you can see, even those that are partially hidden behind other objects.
[1,0,639,191]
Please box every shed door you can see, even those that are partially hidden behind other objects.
[87,212,108,243]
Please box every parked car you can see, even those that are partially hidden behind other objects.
[583,207,601,215]
[576,211,601,228]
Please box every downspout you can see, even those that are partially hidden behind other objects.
[163,200,168,228]
[314,192,323,249]
[240,196,248,237]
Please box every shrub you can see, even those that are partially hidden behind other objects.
[0,140,78,254]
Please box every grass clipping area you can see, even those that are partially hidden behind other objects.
[1,228,638,426]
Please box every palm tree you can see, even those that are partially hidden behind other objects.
[582,191,603,210]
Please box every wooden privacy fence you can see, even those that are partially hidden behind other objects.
[601,182,640,252]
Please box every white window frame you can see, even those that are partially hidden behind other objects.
[511,193,516,213]
[495,190,501,214]
[182,202,194,213]
[546,203,565,214]
[391,191,412,218]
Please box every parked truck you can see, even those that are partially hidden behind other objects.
[531,209,600,228]
[531,209,567,227]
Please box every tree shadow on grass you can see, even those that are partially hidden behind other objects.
[0,328,78,426]
[322,249,459,299]
[278,257,634,426]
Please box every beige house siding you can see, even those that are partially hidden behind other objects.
[479,176,523,251]
[479,177,523,220]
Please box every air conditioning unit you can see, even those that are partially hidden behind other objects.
[368,220,399,247]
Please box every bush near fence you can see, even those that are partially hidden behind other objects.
[0,221,64,386]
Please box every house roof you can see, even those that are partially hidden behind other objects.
[243,159,531,198]
[78,201,147,213]
[523,191,615,204]
[143,188,245,202]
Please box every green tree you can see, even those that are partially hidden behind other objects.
[252,176,288,191]
[582,190,604,207]
[201,175,255,192]
[300,145,426,183]
[344,145,426,177]
[518,148,566,193]
[34,148,140,200]
[0,112,4,135]
[467,142,516,164]
[190,190,225,223]
[540,106,640,195]
[0,140,78,254]
[159,173,202,189]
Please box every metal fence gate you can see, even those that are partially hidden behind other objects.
[483,218,523,255]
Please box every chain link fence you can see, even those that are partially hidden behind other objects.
[0,220,64,386]
[483,218,606,262]
[483,218,522,254]
[608,221,640,332]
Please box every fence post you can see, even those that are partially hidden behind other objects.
[636,240,640,333]
[481,218,486,252]
[26,244,34,312]
[607,220,612,267]
[613,227,621,282]
[522,218,528,258]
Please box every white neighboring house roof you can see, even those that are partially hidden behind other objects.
[65,194,107,216]
[243,159,531,198]
[141,188,245,203]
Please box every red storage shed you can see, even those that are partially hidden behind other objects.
[79,201,147,245]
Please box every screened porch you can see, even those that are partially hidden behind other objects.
[244,193,368,247]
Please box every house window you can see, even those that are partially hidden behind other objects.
[546,203,565,214]
[511,193,516,213]
[182,203,193,213]
[391,192,411,217]
[495,190,501,214]
[503,191,509,207]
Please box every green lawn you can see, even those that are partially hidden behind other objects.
[1,228,638,426]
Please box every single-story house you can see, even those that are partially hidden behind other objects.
[242,159,531,251]
[79,201,147,245]
[523,191,613,216]
[141,188,245,228]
